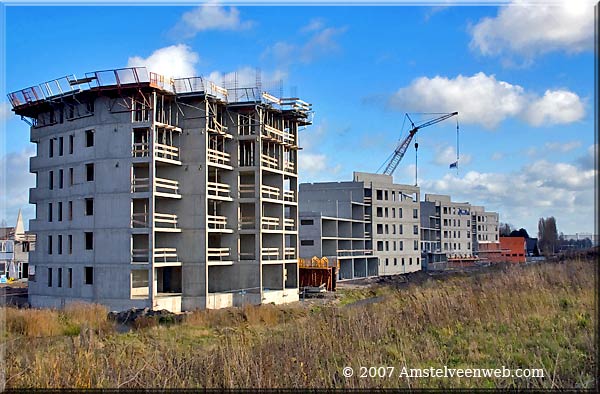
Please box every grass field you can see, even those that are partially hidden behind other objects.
[1,258,596,389]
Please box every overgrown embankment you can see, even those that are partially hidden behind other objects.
[2,259,596,389]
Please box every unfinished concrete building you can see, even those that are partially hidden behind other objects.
[9,67,311,312]
[421,194,474,264]
[299,172,421,280]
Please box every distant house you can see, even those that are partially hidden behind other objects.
[499,237,526,263]
[0,210,36,280]
[525,237,539,256]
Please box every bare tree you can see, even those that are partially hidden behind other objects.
[538,216,558,255]
[499,222,513,237]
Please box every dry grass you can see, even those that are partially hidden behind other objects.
[2,259,596,389]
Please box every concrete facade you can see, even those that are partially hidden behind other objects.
[471,205,499,252]
[299,172,421,279]
[422,194,473,260]
[10,67,311,312]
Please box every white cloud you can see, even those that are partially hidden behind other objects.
[524,90,586,126]
[1,102,13,122]
[297,122,343,181]
[432,145,472,167]
[576,144,596,170]
[175,2,253,37]
[0,147,36,227]
[389,72,585,128]
[470,0,594,59]
[420,157,596,234]
[543,140,582,153]
[127,44,199,80]
[300,18,325,33]
[263,23,347,66]
[206,67,287,90]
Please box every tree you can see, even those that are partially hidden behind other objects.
[499,222,513,237]
[509,228,530,238]
[538,216,558,255]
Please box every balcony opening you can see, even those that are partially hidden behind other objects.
[284,263,297,289]
[132,234,149,263]
[239,203,255,230]
[208,233,231,263]
[207,168,231,199]
[239,234,256,261]
[132,128,149,158]
[239,172,255,198]
[239,141,255,167]
[131,269,149,299]
[262,233,282,261]
[132,198,149,228]
[156,266,182,294]
[262,264,283,291]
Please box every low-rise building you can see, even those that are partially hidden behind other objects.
[499,237,526,263]
[0,210,36,280]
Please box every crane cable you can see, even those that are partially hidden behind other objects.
[455,117,460,174]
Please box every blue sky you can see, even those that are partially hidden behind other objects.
[1,1,596,236]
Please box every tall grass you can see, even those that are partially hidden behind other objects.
[2,260,595,389]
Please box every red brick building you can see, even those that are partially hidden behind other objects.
[499,237,527,263]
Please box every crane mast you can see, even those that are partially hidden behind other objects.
[381,111,458,176]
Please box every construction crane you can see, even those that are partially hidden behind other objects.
[380,111,459,176]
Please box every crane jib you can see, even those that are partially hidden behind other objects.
[379,112,458,176]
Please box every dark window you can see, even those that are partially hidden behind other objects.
[49,171,54,190]
[85,232,93,250]
[413,208,418,219]
[68,201,73,221]
[86,163,94,181]
[399,208,403,218]
[48,268,52,287]
[59,169,64,189]
[376,190,383,200]
[69,168,74,186]
[58,267,62,287]
[417,258,420,265]
[48,235,53,254]
[85,130,94,147]
[68,234,73,254]
[49,139,54,158]
[394,258,397,266]
[409,257,413,265]
[58,235,63,255]
[413,225,418,235]
[84,267,94,285]
[68,268,73,288]
[48,202,53,222]
[85,198,94,216]
[59,137,64,156]
[300,239,314,246]
[300,219,314,226]
[58,202,63,221]
[69,135,74,154]
[385,258,389,266]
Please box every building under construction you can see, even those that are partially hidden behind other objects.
[299,172,422,280]
[9,67,311,312]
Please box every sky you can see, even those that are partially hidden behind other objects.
[0,0,596,236]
